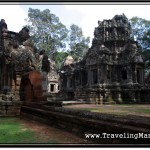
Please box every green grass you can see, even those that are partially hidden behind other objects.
[134,108,150,114]
[90,109,128,115]
[0,117,58,144]
[75,107,129,115]
[68,104,150,116]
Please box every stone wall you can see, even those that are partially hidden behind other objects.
[0,93,22,116]
[19,71,47,103]
[21,103,150,144]
[59,14,149,103]
[140,88,150,103]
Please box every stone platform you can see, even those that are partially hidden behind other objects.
[0,100,22,116]
[62,100,85,106]
[0,92,23,116]
[21,102,150,144]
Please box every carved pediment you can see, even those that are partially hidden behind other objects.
[48,70,59,81]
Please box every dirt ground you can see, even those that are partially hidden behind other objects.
[17,117,89,144]
[64,104,150,117]
[12,104,150,145]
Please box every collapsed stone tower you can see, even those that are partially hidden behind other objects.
[60,14,146,103]
[0,19,51,116]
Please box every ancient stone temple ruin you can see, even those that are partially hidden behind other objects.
[0,13,149,111]
[47,59,60,93]
[0,19,50,115]
[60,14,147,104]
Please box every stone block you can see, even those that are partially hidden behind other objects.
[20,71,47,102]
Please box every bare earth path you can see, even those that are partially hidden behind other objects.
[17,117,88,144]
[9,104,149,145]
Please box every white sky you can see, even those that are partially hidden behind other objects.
[0,3,150,46]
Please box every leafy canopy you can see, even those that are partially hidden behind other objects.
[67,24,90,61]
[130,17,150,73]
[26,8,68,59]
[25,8,90,70]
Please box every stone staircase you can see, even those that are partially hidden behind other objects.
[74,87,98,103]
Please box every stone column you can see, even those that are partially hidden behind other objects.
[47,83,50,92]
[55,83,58,92]
[67,78,69,88]
[98,67,101,83]
[137,92,141,102]
[127,67,132,83]
[130,91,136,103]
[140,68,144,84]
[80,72,82,86]
[41,71,48,95]
[133,67,137,83]
[101,65,106,83]
[99,94,103,105]
[87,69,91,86]
[142,68,144,84]
[117,92,122,103]
[53,84,55,92]
[3,63,10,92]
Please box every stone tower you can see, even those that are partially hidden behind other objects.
[60,14,145,104]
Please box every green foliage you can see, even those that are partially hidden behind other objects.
[67,24,90,61]
[26,8,68,59]
[53,51,69,70]
[130,17,150,73]
[130,17,150,51]
[25,8,90,69]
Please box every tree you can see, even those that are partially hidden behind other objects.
[130,17,150,74]
[26,8,68,59]
[26,8,90,70]
[130,17,150,50]
[67,24,90,61]
[53,51,68,70]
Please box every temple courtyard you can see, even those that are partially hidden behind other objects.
[64,104,150,117]
[0,14,150,145]
[0,117,87,144]
[0,104,150,145]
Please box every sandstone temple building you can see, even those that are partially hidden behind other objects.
[60,14,149,104]
[0,14,150,105]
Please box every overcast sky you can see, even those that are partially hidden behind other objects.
[0,3,150,46]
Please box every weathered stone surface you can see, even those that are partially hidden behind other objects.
[21,104,150,144]
[60,14,147,104]
[0,100,22,116]
[20,71,47,103]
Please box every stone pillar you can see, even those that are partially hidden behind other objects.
[47,83,50,92]
[129,91,136,103]
[80,72,82,86]
[99,94,103,105]
[140,68,144,84]
[135,91,140,103]
[101,65,105,83]
[142,68,144,84]
[98,67,101,83]
[95,94,99,105]
[127,68,132,83]
[41,71,48,95]
[67,77,69,88]
[117,92,122,103]
[87,69,91,86]
[55,83,58,92]
[133,68,137,83]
